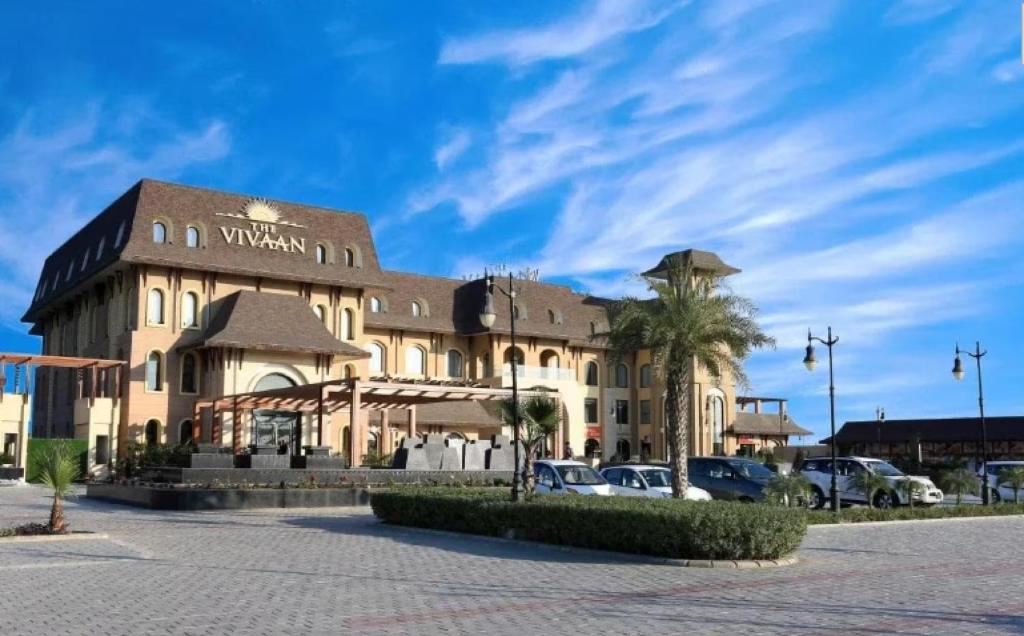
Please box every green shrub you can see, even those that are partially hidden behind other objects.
[807,503,1024,525]
[26,439,87,483]
[116,442,193,477]
[371,489,806,560]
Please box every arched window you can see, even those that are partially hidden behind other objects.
[405,346,426,376]
[179,420,193,445]
[584,438,601,459]
[446,350,464,378]
[370,297,382,313]
[146,351,163,391]
[344,248,355,267]
[152,222,167,244]
[584,361,599,386]
[411,301,422,317]
[590,322,596,336]
[367,342,386,374]
[540,350,559,379]
[548,309,556,324]
[145,419,161,445]
[147,289,165,325]
[615,363,629,388]
[313,304,326,324]
[342,308,355,340]
[315,243,328,264]
[180,353,199,394]
[186,226,200,248]
[181,292,198,328]
[96,237,106,260]
[81,249,90,271]
[504,347,525,367]
[343,364,356,379]
[114,221,126,247]
[640,364,652,388]
[710,394,726,455]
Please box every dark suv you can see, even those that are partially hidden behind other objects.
[687,457,774,502]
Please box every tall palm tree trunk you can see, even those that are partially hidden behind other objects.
[49,496,67,534]
[665,370,690,498]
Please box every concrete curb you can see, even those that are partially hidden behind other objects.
[808,513,1024,530]
[382,522,798,569]
[0,532,110,544]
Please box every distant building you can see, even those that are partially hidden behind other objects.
[824,417,1024,465]
[726,397,812,456]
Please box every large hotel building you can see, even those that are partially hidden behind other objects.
[17,179,808,471]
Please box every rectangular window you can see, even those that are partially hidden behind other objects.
[584,398,598,424]
[615,400,629,425]
[640,400,651,425]
[96,435,110,465]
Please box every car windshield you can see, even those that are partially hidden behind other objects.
[864,460,904,477]
[640,469,672,488]
[556,465,606,485]
[725,459,774,481]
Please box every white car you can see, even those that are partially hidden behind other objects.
[978,461,1024,503]
[533,460,613,496]
[797,456,943,509]
[600,465,712,501]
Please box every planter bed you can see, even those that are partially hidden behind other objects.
[86,482,374,510]
[371,488,806,561]
[807,503,1024,524]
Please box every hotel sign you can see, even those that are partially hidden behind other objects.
[216,199,307,254]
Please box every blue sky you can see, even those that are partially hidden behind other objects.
[1,1,1022,440]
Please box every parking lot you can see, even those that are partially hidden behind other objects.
[1,484,1023,635]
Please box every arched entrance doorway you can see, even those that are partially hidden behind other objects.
[616,438,631,461]
[252,373,299,454]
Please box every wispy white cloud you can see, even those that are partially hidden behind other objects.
[434,129,471,170]
[883,0,961,25]
[439,0,683,67]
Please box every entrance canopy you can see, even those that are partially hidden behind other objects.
[193,376,556,454]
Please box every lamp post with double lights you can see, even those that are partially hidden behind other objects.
[953,342,990,505]
[479,272,524,503]
[803,327,841,514]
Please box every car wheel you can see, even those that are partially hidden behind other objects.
[873,490,895,509]
[808,487,826,510]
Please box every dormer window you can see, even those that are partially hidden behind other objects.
[66,261,74,281]
[153,222,167,244]
[370,297,382,313]
[186,226,200,248]
[96,237,105,260]
[81,249,90,272]
[114,221,126,247]
[411,301,422,317]
[315,244,327,264]
[344,248,355,267]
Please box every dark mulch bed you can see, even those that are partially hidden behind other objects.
[0,523,67,537]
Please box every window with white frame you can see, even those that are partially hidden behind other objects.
[341,308,355,340]
[186,225,200,248]
[446,350,463,378]
[405,346,426,376]
[181,292,198,328]
[147,289,165,325]
[367,342,385,374]
[146,351,163,391]
[153,222,167,244]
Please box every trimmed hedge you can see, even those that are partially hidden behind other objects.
[371,488,806,560]
[807,503,1024,525]
[26,439,88,483]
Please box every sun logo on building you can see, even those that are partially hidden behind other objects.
[216,198,306,228]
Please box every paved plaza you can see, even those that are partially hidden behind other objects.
[1,485,1023,635]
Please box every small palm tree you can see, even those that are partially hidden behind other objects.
[940,468,978,506]
[851,469,892,508]
[764,472,811,508]
[500,395,560,495]
[605,261,773,498]
[996,467,1024,504]
[899,478,926,509]
[38,440,80,533]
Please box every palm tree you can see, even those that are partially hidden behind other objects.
[899,477,926,509]
[940,468,978,506]
[604,261,773,497]
[764,472,811,508]
[996,467,1024,504]
[500,395,561,494]
[38,440,80,533]
[851,469,892,508]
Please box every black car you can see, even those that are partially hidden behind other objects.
[686,457,774,502]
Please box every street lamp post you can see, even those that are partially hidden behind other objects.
[479,272,524,503]
[953,342,990,505]
[803,327,841,515]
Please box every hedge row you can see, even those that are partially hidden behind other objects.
[26,439,88,483]
[371,489,806,560]
[807,503,1024,525]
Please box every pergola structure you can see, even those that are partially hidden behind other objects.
[0,353,125,401]
[193,377,558,459]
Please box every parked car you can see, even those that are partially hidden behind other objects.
[600,465,712,500]
[797,456,943,509]
[534,459,613,496]
[977,460,1024,503]
[686,457,774,502]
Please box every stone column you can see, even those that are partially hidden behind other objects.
[380,410,391,454]
[348,382,361,467]
[407,405,417,440]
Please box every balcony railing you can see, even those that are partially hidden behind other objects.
[500,364,575,383]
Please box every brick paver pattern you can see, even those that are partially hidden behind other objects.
[1,485,1022,635]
